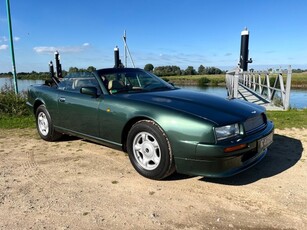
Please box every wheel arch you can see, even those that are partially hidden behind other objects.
[121,116,155,152]
[33,99,45,114]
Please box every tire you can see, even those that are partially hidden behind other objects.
[35,105,62,141]
[127,120,175,180]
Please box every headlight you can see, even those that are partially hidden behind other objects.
[215,123,240,141]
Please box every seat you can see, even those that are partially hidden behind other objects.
[73,79,89,90]
[108,80,125,94]
[76,79,89,88]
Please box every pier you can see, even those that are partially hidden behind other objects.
[226,66,292,110]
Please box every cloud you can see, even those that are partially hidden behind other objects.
[0,36,20,42]
[33,46,57,53]
[0,36,8,43]
[0,44,8,50]
[224,52,232,56]
[33,43,90,54]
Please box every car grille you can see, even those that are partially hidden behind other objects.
[244,114,266,134]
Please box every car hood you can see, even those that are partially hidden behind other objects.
[122,89,265,126]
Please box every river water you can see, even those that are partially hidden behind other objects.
[180,85,307,109]
[1,77,306,109]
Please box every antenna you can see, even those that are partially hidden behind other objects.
[122,30,135,68]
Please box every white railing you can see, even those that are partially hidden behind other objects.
[226,68,240,99]
[226,66,292,110]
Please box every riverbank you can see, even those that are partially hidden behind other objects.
[163,72,307,88]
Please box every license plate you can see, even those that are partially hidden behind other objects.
[258,132,274,150]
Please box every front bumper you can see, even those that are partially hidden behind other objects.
[174,121,274,178]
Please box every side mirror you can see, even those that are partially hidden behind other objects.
[80,87,98,97]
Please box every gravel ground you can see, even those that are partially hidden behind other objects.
[0,128,306,230]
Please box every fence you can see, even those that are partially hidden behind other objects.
[226,66,292,110]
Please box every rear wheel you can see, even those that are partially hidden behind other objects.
[127,120,175,180]
[36,105,62,141]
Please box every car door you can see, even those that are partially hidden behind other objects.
[56,72,102,137]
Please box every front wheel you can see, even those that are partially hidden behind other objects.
[127,120,175,180]
[35,105,62,141]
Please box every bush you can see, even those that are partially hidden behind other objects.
[198,77,210,86]
[0,84,30,116]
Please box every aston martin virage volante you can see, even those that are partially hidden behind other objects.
[27,68,274,179]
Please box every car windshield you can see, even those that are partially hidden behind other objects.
[97,68,176,94]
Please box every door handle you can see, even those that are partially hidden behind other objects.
[59,97,66,102]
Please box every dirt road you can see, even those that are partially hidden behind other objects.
[0,128,306,229]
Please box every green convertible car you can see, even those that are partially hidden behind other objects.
[27,68,274,180]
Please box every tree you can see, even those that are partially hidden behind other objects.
[184,66,196,75]
[203,66,223,75]
[153,66,181,76]
[198,65,206,75]
[68,67,79,73]
[211,67,222,74]
[144,63,154,72]
[87,66,96,72]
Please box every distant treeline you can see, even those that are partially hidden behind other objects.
[0,64,225,80]
[0,71,55,80]
[291,68,307,73]
[0,66,96,80]
[145,64,225,76]
[0,64,306,80]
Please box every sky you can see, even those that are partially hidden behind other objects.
[0,0,307,73]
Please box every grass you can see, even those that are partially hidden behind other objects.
[292,72,307,87]
[0,85,35,129]
[0,115,35,129]
[267,109,307,129]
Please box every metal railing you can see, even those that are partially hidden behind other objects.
[226,66,292,110]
